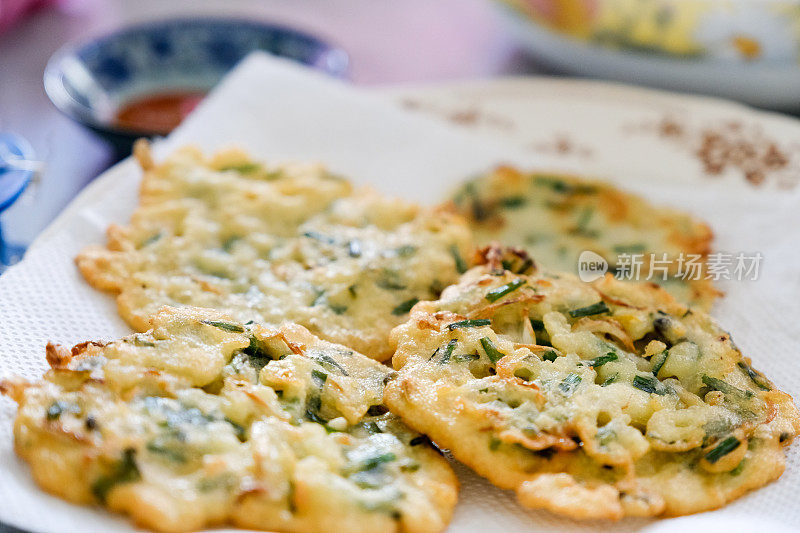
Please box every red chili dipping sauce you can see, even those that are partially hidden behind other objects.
[114,91,205,135]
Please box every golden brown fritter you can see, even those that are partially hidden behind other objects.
[77,143,472,361]
[449,166,718,309]
[385,246,797,520]
[2,307,458,533]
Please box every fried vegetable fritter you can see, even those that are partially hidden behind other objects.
[77,143,472,361]
[449,167,718,309]
[1,307,457,533]
[385,246,797,520]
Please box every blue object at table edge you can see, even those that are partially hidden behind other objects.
[0,133,35,272]
[0,133,34,213]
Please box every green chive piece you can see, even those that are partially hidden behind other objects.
[428,346,441,361]
[530,319,545,331]
[450,245,468,274]
[633,375,667,395]
[91,449,141,503]
[221,162,261,173]
[303,231,335,244]
[392,298,419,316]
[312,354,349,376]
[305,409,327,425]
[305,394,327,425]
[362,422,381,435]
[702,375,754,399]
[329,304,348,315]
[396,245,417,257]
[132,335,156,348]
[311,289,326,307]
[226,418,247,442]
[541,350,558,362]
[448,319,491,330]
[515,257,535,274]
[311,369,328,387]
[201,320,244,333]
[485,279,526,303]
[573,207,595,236]
[146,441,187,463]
[453,352,480,363]
[500,196,526,208]
[651,350,669,376]
[737,362,771,391]
[730,460,746,476]
[535,175,596,194]
[587,352,617,368]
[568,301,610,318]
[428,339,457,363]
[46,401,68,420]
[377,273,406,291]
[360,452,397,471]
[221,236,241,253]
[488,437,501,451]
[535,176,570,193]
[479,337,505,364]
[705,436,740,464]
[439,339,457,364]
[559,373,582,394]
[141,232,162,247]
[602,373,618,386]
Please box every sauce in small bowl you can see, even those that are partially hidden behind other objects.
[44,18,349,155]
[114,91,205,135]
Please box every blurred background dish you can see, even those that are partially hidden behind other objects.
[43,17,349,153]
[494,0,800,109]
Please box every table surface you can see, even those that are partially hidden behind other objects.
[0,0,548,253]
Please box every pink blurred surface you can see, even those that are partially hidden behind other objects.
[0,0,55,33]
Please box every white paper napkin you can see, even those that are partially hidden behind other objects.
[1,53,798,533]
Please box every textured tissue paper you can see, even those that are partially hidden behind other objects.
[0,53,798,533]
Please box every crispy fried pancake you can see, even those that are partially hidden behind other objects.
[77,143,472,361]
[449,167,718,309]
[385,246,797,520]
[2,307,458,533]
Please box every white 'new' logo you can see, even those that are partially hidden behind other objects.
[578,250,608,282]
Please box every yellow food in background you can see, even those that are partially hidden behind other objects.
[496,0,800,61]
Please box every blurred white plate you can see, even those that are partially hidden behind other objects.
[495,8,800,111]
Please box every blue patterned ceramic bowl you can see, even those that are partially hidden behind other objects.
[44,18,349,153]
